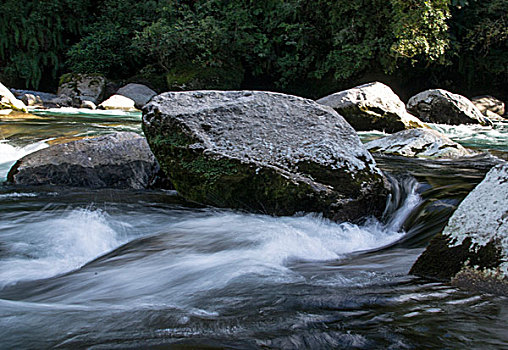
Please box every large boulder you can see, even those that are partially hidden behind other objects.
[407,89,492,126]
[117,83,156,109]
[57,73,106,105]
[316,82,426,133]
[0,82,27,112]
[98,94,137,111]
[143,90,390,222]
[7,132,166,190]
[410,163,508,295]
[365,128,473,159]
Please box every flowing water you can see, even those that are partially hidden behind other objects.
[0,110,507,349]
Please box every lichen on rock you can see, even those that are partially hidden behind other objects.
[411,163,508,295]
[143,90,390,222]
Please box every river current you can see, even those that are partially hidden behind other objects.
[0,110,507,349]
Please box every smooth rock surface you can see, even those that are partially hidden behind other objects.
[57,73,106,105]
[143,90,390,222]
[407,89,492,126]
[316,82,426,133]
[21,94,43,107]
[8,132,163,189]
[411,163,508,295]
[117,83,156,109]
[98,94,137,111]
[365,128,473,159]
[0,82,27,112]
[472,95,505,118]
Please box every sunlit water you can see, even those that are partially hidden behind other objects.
[1,110,507,348]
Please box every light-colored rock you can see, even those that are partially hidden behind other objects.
[81,100,97,110]
[57,73,106,105]
[411,163,508,295]
[21,94,43,106]
[471,95,505,117]
[7,132,168,189]
[316,82,426,133]
[117,83,156,109]
[143,90,390,222]
[0,82,27,112]
[98,94,137,111]
[365,128,472,159]
[407,89,492,126]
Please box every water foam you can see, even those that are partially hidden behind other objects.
[0,140,49,181]
[0,208,123,287]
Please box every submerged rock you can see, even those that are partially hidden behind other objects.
[365,128,472,159]
[57,73,106,105]
[7,132,167,190]
[0,82,27,112]
[407,89,492,126]
[98,94,137,111]
[117,83,156,109]
[410,163,508,295]
[316,82,425,133]
[143,90,390,222]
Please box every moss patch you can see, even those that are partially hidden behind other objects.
[410,233,504,281]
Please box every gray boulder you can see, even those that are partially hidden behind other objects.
[117,83,156,109]
[0,82,27,112]
[57,73,106,105]
[407,89,492,126]
[411,163,508,295]
[316,82,426,133]
[8,132,164,189]
[143,90,390,222]
[11,89,57,105]
[365,128,473,159]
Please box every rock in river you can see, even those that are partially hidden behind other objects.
[143,90,390,222]
[117,83,157,109]
[365,128,473,159]
[0,82,27,112]
[7,132,166,189]
[316,82,426,133]
[411,163,508,295]
[407,89,492,126]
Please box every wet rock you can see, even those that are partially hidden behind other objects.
[57,73,106,105]
[98,94,137,111]
[143,90,390,222]
[7,132,169,190]
[365,128,473,159]
[471,95,505,117]
[407,89,492,126]
[10,89,57,102]
[117,83,156,109]
[316,82,426,133]
[47,94,73,108]
[0,82,27,112]
[410,163,508,295]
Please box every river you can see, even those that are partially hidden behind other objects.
[0,109,507,349]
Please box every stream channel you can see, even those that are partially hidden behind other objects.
[0,109,507,349]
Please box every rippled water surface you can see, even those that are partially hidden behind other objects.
[1,110,507,349]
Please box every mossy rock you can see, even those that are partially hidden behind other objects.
[143,90,390,222]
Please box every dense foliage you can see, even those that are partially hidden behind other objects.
[1,0,506,99]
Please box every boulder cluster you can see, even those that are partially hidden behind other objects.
[2,77,506,294]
